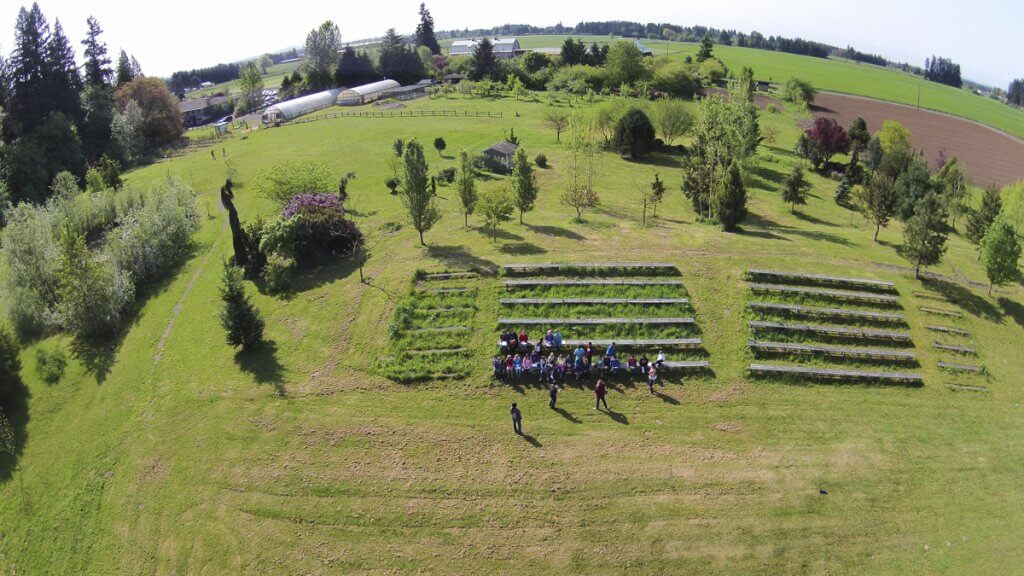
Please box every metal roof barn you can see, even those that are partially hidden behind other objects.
[336,79,401,106]
[449,38,520,58]
[262,88,342,123]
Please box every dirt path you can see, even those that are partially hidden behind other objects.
[154,199,228,362]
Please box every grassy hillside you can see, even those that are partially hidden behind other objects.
[1,93,1022,574]
[478,35,1024,139]
[184,60,301,100]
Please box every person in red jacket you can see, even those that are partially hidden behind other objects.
[594,379,608,410]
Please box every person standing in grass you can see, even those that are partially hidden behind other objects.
[647,365,658,394]
[548,381,560,408]
[595,379,609,410]
[585,342,594,369]
[510,403,523,435]
[606,342,616,358]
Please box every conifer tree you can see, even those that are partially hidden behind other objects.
[782,165,812,212]
[415,3,441,54]
[219,262,264,350]
[45,19,83,122]
[115,49,135,87]
[901,192,949,278]
[82,15,112,87]
[712,160,747,231]
[6,4,52,136]
[966,186,1002,243]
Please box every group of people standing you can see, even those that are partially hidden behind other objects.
[494,332,666,389]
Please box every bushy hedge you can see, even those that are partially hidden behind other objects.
[262,193,362,264]
[1,179,200,340]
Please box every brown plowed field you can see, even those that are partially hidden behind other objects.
[811,92,1024,187]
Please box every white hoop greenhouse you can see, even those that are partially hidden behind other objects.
[336,79,401,106]
[261,88,342,123]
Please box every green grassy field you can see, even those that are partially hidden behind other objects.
[463,35,1024,140]
[185,60,301,100]
[1,92,1022,574]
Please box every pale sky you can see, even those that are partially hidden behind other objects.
[1,0,1020,87]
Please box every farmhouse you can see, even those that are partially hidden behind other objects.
[261,88,342,123]
[336,79,401,106]
[180,95,233,127]
[482,140,519,173]
[449,38,521,59]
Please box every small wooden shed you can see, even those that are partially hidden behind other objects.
[482,141,519,174]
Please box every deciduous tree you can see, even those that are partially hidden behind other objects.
[478,186,514,241]
[455,151,478,226]
[901,191,949,278]
[399,141,441,245]
[979,218,1021,295]
[511,148,538,224]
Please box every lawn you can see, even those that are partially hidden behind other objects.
[1,92,1022,574]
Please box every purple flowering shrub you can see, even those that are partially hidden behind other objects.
[275,193,362,262]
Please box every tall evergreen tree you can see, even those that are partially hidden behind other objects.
[336,46,379,86]
[81,16,111,88]
[45,20,82,122]
[415,3,441,54]
[130,55,143,77]
[469,37,498,81]
[901,191,949,278]
[219,262,264,350]
[6,3,51,137]
[712,160,747,231]
[378,28,424,85]
[965,186,1003,243]
[115,49,134,87]
[80,16,114,161]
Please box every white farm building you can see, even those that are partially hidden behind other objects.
[449,38,521,59]
[262,88,342,123]
[336,79,401,106]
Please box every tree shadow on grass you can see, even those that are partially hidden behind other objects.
[751,164,787,187]
[499,242,546,255]
[792,210,839,227]
[920,277,1002,323]
[69,337,120,385]
[426,245,498,273]
[999,298,1024,330]
[629,153,684,169]
[235,340,286,397]
[527,224,585,241]
[269,256,361,301]
[741,213,853,246]
[474,226,523,243]
[0,381,30,484]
